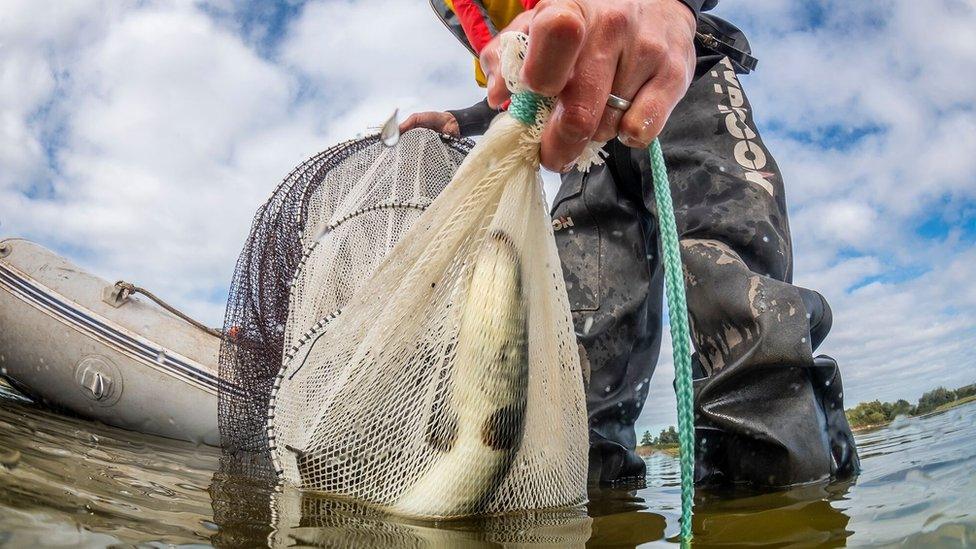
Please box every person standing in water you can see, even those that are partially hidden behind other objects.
[403,0,860,487]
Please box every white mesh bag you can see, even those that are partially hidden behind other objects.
[268,33,590,518]
[268,485,592,548]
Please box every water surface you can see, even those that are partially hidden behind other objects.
[1,381,973,547]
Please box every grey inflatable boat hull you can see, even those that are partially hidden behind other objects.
[0,238,224,445]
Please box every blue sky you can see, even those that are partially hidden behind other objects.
[1,0,974,435]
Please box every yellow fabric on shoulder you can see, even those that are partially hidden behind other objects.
[475,59,488,87]
[444,0,524,27]
[445,0,526,86]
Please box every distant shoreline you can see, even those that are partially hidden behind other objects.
[637,444,679,457]
[852,395,975,433]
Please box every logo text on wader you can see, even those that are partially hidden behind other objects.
[552,216,575,231]
[712,58,774,197]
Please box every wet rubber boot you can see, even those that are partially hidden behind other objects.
[551,156,665,486]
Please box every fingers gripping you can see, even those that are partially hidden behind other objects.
[480,0,696,167]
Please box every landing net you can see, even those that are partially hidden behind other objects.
[218,130,472,454]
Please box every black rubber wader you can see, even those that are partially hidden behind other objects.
[550,31,860,489]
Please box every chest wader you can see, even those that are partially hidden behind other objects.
[551,18,859,487]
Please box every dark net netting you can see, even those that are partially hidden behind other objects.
[218,129,473,455]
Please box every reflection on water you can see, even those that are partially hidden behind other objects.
[1,379,974,547]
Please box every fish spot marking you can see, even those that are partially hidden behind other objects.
[481,403,525,451]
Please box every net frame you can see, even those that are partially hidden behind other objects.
[218,132,474,454]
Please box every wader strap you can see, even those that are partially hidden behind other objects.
[696,31,758,73]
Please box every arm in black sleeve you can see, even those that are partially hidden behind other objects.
[678,0,718,18]
[447,98,499,138]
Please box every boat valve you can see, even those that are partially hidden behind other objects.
[80,369,112,401]
[74,356,121,405]
[0,243,10,258]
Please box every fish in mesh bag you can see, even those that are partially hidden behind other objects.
[267,33,596,518]
[219,129,472,455]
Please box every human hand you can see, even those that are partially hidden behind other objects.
[479,0,697,171]
[398,111,461,138]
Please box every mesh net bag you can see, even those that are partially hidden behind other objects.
[267,33,590,518]
[267,485,592,548]
[219,130,472,454]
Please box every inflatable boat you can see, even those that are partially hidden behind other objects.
[0,237,224,445]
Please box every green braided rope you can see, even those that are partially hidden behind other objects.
[511,91,694,542]
[509,91,549,125]
[649,139,695,543]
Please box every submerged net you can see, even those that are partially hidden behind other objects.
[219,130,472,454]
[267,33,589,518]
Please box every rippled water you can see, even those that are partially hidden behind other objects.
[1,379,973,547]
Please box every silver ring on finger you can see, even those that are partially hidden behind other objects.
[606,93,633,111]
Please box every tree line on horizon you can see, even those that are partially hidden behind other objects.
[638,382,973,439]
[640,425,679,447]
[845,381,975,429]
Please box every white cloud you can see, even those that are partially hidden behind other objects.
[277,0,483,139]
[0,1,973,438]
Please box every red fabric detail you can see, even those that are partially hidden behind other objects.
[521,0,540,8]
[452,0,496,53]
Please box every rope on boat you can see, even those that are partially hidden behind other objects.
[113,281,223,338]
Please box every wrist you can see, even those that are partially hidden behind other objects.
[674,0,702,21]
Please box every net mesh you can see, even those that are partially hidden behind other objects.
[267,34,589,516]
[268,486,592,547]
[227,33,589,519]
[219,130,472,454]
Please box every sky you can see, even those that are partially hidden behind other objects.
[1,0,974,435]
